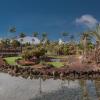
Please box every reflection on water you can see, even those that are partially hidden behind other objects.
[0,73,100,100]
[50,58,60,62]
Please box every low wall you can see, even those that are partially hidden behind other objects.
[0,64,100,80]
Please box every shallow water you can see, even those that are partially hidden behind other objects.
[0,73,100,100]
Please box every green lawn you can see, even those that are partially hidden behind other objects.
[4,56,22,65]
[4,56,64,68]
[47,62,64,68]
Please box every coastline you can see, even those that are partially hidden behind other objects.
[0,64,100,80]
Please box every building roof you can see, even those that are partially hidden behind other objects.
[58,39,64,45]
[17,36,40,45]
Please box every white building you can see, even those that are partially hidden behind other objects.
[17,36,40,45]
[58,39,64,45]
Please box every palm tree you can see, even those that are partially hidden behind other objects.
[70,35,74,42]
[90,24,100,42]
[0,40,7,48]
[32,32,39,45]
[42,32,47,39]
[19,32,26,52]
[80,32,91,62]
[61,32,68,42]
[11,40,20,48]
[33,32,38,37]
[19,32,26,38]
[5,39,10,47]
[9,26,16,39]
[89,24,100,63]
[9,26,16,33]
[42,32,47,44]
[19,32,26,43]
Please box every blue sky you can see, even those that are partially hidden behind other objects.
[0,0,100,40]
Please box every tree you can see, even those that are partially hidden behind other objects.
[5,39,10,47]
[42,32,47,40]
[70,35,74,42]
[32,32,39,44]
[41,32,48,45]
[90,24,100,41]
[19,32,26,52]
[9,26,16,33]
[22,47,46,60]
[11,40,20,48]
[19,32,26,38]
[61,32,68,41]
[87,42,94,52]
[81,32,90,51]
[19,32,26,43]
[80,32,92,62]
[77,43,84,55]
[33,32,38,37]
[89,24,100,63]
[22,50,31,60]
[9,26,16,39]
[89,23,100,49]
[0,40,7,48]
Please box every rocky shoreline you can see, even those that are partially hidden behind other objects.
[0,64,100,80]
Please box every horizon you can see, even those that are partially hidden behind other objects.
[0,0,100,40]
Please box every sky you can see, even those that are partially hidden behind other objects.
[0,0,100,40]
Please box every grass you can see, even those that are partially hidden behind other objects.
[4,56,64,68]
[47,62,64,68]
[4,56,22,65]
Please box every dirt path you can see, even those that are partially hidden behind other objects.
[67,55,100,71]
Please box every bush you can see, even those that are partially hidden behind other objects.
[47,63,54,68]
[22,47,47,60]
[40,61,46,65]
[18,60,36,66]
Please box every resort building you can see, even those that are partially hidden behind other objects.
[0,47,22,57]
[58,39,64,45]
[17,36,40,45]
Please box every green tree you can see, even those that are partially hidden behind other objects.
[9,26,16,33]
[5,39,10,47]
[42,32,47,41]
[89,24,100,63]
[61,32,68,41]
[9,26,16,39]
[19,32,26,43]
[70,35,74,42]
[19,32,26,38]
[80,32,92,62]
[33,32,38,37]
[19,32,26,52]
[22,47,46,60]
[0,40,8,48]
[11,40,20,48]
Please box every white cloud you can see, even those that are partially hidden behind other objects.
[75,14,98,28]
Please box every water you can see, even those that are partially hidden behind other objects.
[50,58,60,62]
[0,73,100,100]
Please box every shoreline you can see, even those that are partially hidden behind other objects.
[0,64,100,80]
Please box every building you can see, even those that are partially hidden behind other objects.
[58,39,64,45]
[0,47,22,57]
[17,36,40,45]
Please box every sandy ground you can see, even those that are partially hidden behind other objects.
[67,55,100,71]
